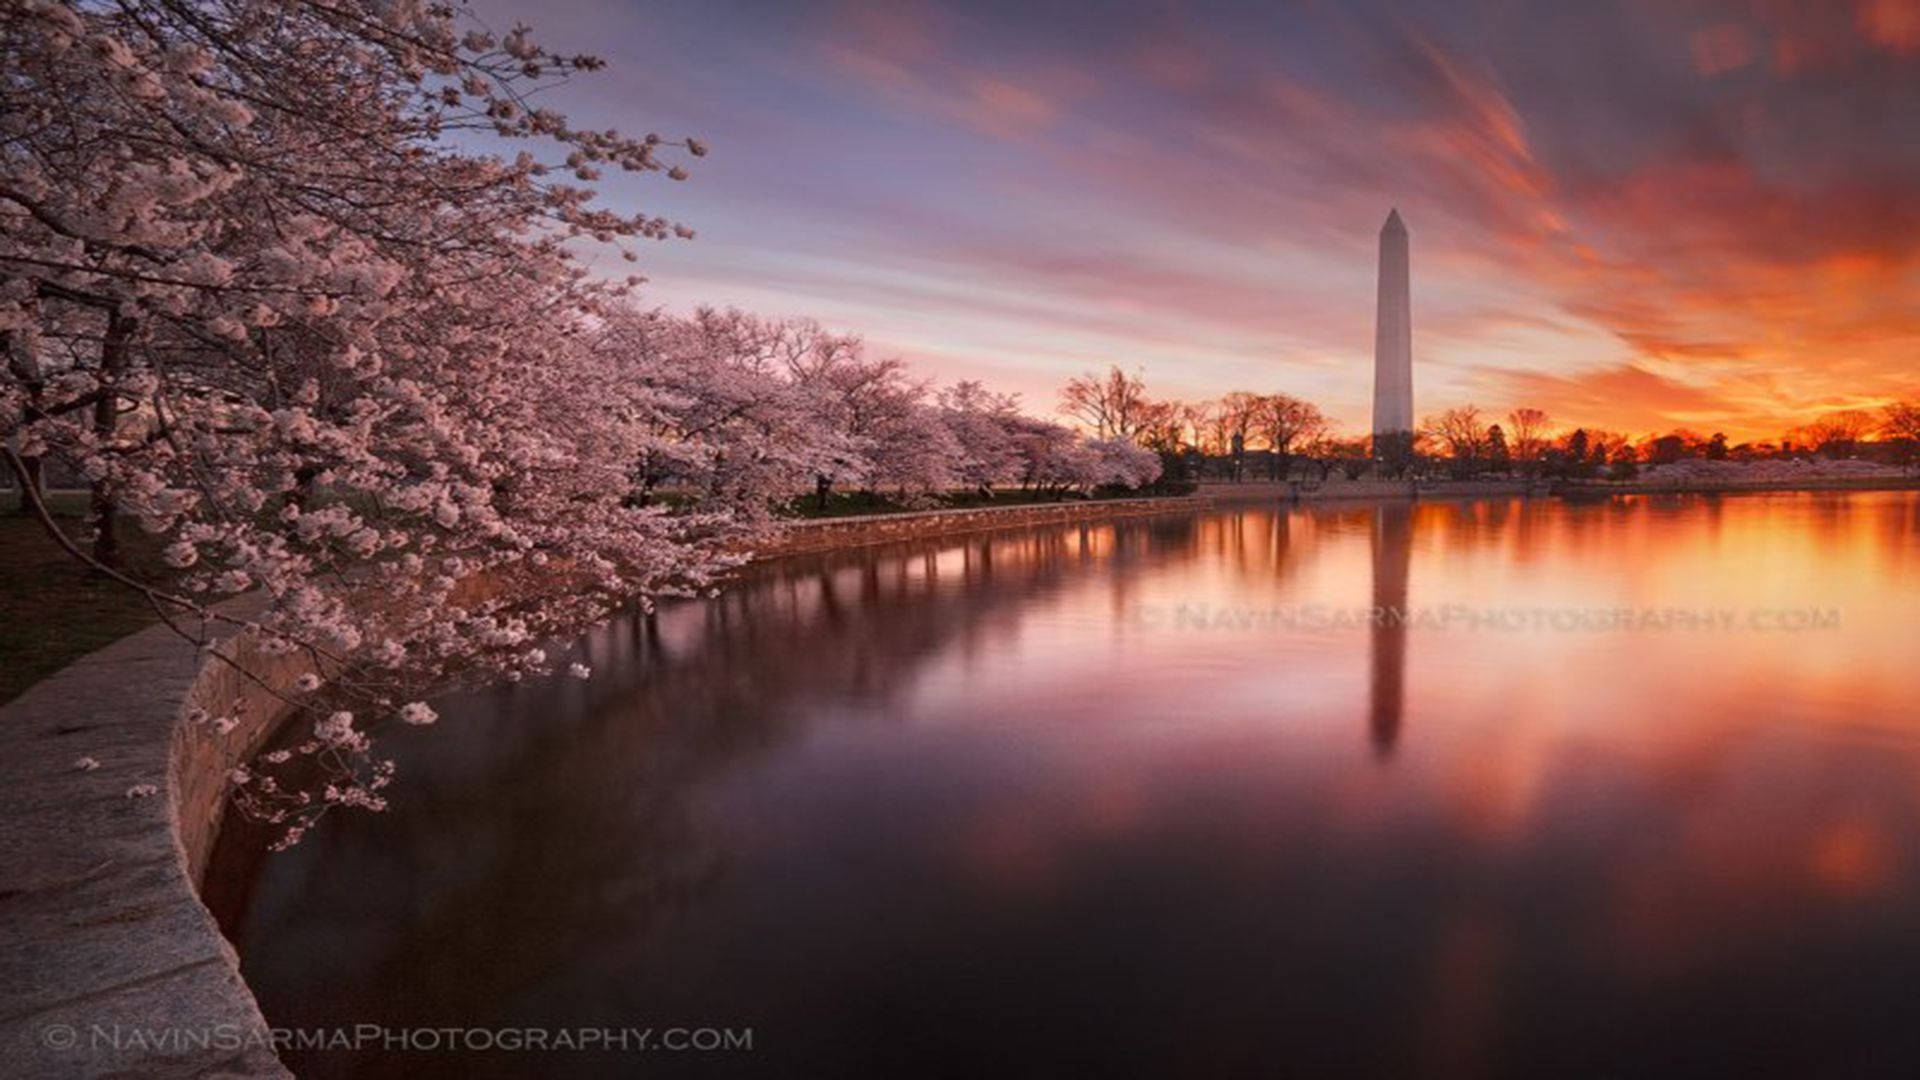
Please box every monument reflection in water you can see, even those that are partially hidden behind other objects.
[225,493,1920,1078]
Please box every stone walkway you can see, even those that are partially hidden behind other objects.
[0,616,288,1078]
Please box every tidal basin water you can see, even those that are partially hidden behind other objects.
[223,492,1920,1077]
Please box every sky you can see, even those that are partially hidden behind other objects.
[478,0,1920,441]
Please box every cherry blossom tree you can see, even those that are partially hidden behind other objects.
[591,306,837,520]
[937,380,1024,496]
[588,309,1158,515]
[2,0,721,840]
[1003,416,1159,495]
[3,0,1178,843]
[775,334,961,504]
[1082,437,1163,490]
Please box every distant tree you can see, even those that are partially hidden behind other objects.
[1883,402,1920,468]
[1486,424,1511,474]
[1647,433,1687,466]
[1885,401,1920,442]
[1706,432,1729,461]
[1254,393,1329,480]
[1135,399,1187,454]
[1315,436,1370,480]
[1423,405,1489,478]
[1561,428,1593,480]
[1180,401,1219,454]
[937,380,1023,497]
[1800,409,1876,457]
[1371,432,1416,477]
[1587,431,1632,473]
[1058,366,1153,441]
[1506,408,1552,467]
[791,347,956,504]
[1609,444,1640,480]
[1216,391,1264,443]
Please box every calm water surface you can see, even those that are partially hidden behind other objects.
[226,493,1920,1078]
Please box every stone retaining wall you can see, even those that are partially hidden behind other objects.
[0,607,293,1079]
[757,495,1210,557]
[1203,479,1544,501]
[1557,476,1920,496]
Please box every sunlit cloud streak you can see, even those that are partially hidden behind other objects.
[482,0,1920,440]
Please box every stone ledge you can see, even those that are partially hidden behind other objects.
[1202,479,1550,502]
[1557,476,1920,496]
[0,605,293,1079]
[760,494,1209,557]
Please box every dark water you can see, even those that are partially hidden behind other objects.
[222,493,1920,1078]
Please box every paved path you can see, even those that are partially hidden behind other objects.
[0,615,288,1078]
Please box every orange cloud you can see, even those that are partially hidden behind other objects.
[1484,362,1740,435]
[1809,817,1892,897]
[650,0,1920,441]
[1692,23,1757,74]
[1859,0,1920,53]
[818,1,1086,137]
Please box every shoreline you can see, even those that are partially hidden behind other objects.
[1555,476,1920,497]
[754,493,1209,558]
[1199,476,1920,503]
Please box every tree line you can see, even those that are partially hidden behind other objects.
[1051,365,1920,482]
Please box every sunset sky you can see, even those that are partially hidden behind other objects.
[487,0,1920,441]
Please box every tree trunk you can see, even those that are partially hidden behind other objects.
[3,331,44,516]
[88,313,134,568]
[11,452,41,516]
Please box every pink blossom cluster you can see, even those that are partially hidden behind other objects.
[603,307,1162,508]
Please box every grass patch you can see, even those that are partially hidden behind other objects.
[0,490,175,704]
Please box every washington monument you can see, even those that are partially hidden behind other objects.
[1372,208,1414,456]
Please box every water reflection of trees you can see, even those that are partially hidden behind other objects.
[213,494,1920,1078]
[713,515,1209,701]
[226,515,1221,1076]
